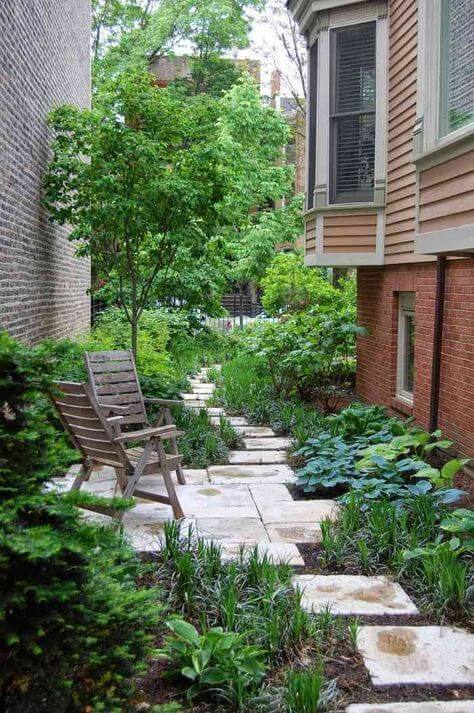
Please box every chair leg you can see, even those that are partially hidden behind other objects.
[163,408,186,485]
[71,463,92,491]
[156,439,184,519]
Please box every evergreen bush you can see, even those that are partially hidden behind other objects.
[0,332,160,712]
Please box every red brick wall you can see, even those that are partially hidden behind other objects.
[356,259,474,457]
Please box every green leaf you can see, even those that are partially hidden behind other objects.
[166,618,199,645]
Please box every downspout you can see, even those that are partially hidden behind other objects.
[428,256,447,432]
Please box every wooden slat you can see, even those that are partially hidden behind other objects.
[94,371,139,386]
[54,393,88,407]
[96,381,139,396]
[89,361,135,374]
[70,423,108,438]
[65,414,103,428]
[75,435,118,450]
[324,236,376,247]
[324,226,376,237]
[56,403,97,418]
[87,350,132,362]
[98,393,142,405]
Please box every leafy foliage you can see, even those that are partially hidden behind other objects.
[160,618,266,703]
[0,333,160,712]
[319,494,473,619]
[260,252,338,316]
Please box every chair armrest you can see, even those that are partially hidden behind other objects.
[98,403,129,414]
[144,397,184,407]
[113,425,183,443]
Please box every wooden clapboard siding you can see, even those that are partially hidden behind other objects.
[418,151,474,234]
[384,0,422,264]
[306,215,317,255]
[323,213,377,253]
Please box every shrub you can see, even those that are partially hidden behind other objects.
[243,309,364,410]
[260,252,338,316]
[0,333,160,712]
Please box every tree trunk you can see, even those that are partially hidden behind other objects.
[131,316,138,361]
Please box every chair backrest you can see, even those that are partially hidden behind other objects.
[52,381,126,468]
[84,350,148,427]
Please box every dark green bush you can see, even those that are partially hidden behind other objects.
[0,332,160,712]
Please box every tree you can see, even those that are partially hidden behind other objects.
[94,0,261,91]
[44,73,291,356]
[232,194,304,286]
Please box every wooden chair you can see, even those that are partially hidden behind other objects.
[84,349,186,485]
[51,380,185,519]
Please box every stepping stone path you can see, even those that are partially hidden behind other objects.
[62,365,474,705]
[293,574,419,617]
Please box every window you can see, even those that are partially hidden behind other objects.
[439,0,474,137]
[329,22,376,204]
[397,293,415,403]
[307,40,318,210]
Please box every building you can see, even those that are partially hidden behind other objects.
[0,0,91,344]
[288,0,474,457]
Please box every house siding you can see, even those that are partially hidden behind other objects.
[0,0,91,344]
[385,0,427,263]
[418,151,474,234]
[323,214,377,254]
[357,260,474,457]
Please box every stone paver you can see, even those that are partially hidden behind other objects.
[205,407,225,416]
[265,521,322,543]
[181,392,208,401]
[346,703,474,713]
[194,517,270,543]
[244,437,291,450]
[229,450,287,465]
[235,425,275,437]
[208,464,294,485]
[249,483,293,505]
[293,575,418,616]
[357,626,474,688]
[220,542,304,566]
[173,484,258,519]
[257,499,339,524]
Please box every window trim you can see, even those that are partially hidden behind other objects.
[307,2,388,210]
[415,0,474,161]
[328,22,377,204]
[396,293,415,406]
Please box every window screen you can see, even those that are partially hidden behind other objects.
[329,22,376,204]
[440,0,474,136]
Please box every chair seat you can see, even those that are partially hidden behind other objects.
[125,447,182,476]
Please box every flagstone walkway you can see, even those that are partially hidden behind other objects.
[61,365,474,709]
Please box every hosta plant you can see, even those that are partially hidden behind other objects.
[159,618,266,704]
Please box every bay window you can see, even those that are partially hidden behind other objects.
[329,22,376,204]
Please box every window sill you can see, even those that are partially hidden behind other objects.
[304,202,384,217]
[413,123,474,171]
[391,396,413,417]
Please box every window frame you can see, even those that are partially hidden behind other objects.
[329,21,377,204]
[396,292,415,405]
[415,0,474,160]
[305,3,388,213]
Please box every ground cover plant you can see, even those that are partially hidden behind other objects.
[294,403,467,508]
[317,493,474,621]
[0,333,160,712]
[138,521,342,711]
